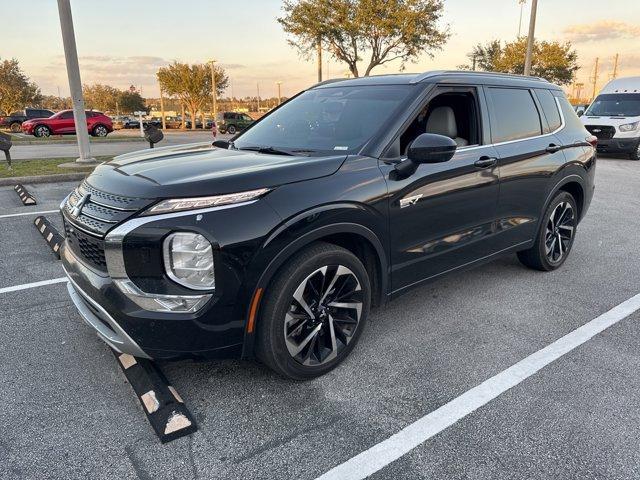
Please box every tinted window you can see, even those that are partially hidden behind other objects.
[59,111,74,119]
[536,89,562,132]
[585,93,640,117]
[487,88,542,142]
[234,85,413,154]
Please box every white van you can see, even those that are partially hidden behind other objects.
[580,76,640,160]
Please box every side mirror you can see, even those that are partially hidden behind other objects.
[408,133,457,163]
[212,139,230,149]
[576,110,584,117]
[394,133,457,178]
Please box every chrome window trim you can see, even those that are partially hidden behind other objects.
[390,94,566,158]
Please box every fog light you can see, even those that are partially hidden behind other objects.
[163,232,215,290]
[114,279,210,313]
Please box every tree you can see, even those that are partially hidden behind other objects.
[458,40,502,71]
[157,62,228,129]
[83,83,120,112]
[118,90,146,114]
[40,95,71,111]
[460,38,579,85]
[0,58,42,115]
[278,0,449,78]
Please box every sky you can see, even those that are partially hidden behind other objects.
[2,0,639,100]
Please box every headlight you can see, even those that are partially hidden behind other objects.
[619,121,639,132]
[163,232,215,290]
[143,188,270,216]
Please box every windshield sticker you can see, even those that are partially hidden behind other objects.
[334,146,348,150]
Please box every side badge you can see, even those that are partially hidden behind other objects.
[400,193,423,209]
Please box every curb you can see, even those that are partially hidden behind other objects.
[0,172,88,187]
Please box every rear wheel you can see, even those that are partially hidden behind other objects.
[10,122,21,133]
[34,125,51,138]
[517,191,578,271]
[92,124,108,137]
[256,242,371,380]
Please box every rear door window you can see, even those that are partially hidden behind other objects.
[535,89,562,132]
[487,87,542,143]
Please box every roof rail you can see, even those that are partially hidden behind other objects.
[410,70,549,84]
[311,78,350,88]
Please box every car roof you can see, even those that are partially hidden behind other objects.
[312,70,561,91]
[599,76,640,94]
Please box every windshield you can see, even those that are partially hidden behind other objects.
[585,93,640,117]
[233,84,414,154]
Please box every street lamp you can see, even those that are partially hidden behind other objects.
[208,59,217,118]
[523,0,538,76]
[276,81,282,105]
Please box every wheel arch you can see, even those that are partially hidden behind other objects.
[539,174,586,229]
[240,218,388,358]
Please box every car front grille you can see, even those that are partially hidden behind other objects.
[62,180,153,270]
[585,125,616,139]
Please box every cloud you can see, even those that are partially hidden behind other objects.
[564,21,640,43]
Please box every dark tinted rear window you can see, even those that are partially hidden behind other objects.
[536,89,562,132]
[557,95,586,130]
[487,87,542,143]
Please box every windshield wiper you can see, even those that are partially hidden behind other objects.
[237,146,295,156]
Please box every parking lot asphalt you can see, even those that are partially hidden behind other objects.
[10,131,231,160]
[1,156,639,479]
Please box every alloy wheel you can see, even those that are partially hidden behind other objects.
[35,126,50,137]
[94,125,107,137]
[284,265,363,366]
[545,201,575,264]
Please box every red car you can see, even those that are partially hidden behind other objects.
[21,110,113,138]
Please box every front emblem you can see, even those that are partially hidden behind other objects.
[592,129,601,133]
[71,193,90,218]
[400,193,423,209]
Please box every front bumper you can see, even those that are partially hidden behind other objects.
[61,242,244,360]
[596,137,640,154]
[65,266,150,358]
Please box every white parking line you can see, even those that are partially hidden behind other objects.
[0,210,58,219]
[0,277,68,294]
[316,293,640,480]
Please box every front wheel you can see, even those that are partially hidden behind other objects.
[629,142,640,161]
[256,242,371,380]
[226,124,237,135]
[34,125,51,138]
[10,122,21,133]
[517,191,578,271]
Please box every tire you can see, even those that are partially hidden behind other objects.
[92,124,108,137]
[256,242,371,380]
[34,125,51,138]
[517,191,578,271]
[10,122,21,133]
[629,142,640,161]
[227,124,237,135]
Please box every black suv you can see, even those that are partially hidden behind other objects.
[0,108,54,132]
[61,71,596,380]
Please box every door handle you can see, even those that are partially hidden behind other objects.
[474,156,497,168]
[546,143,562,153]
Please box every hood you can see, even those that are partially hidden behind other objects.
[581,115,640,126]
[85,142,347,198]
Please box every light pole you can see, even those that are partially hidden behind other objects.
[517,0,527,37]
[523,0,538,76]
[56,0,95,163]
[208,60,217,118]
[276,81,282,105]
